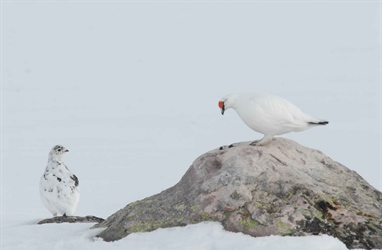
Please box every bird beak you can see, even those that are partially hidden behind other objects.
[218,101,225,115]
[65,149,69,152]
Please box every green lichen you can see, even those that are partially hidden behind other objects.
[255,202,271,209]
[174,203,186,211]
[320,195,335,203]
[276,220,291,235]
[191,205,200,212]
[301,208,325,224]
[176,215,185,222]
[129,215,187,234]
[313,210,323,219]
[131,221,152,233]
[302,209,312,218]
[200,212,212,220]
[240,217,258,229]
[128,199,144,208]
[287,192,294,199]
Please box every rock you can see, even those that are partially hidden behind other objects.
[93,138,382,249]
[38,215,104,224]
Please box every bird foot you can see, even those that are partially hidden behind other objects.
[249,140,261,146]
[250,138,273,146]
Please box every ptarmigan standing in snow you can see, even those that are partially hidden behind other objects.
[39,145,80,216]
[218,93,328,146]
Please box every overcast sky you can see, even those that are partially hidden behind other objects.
[2,1,381,190]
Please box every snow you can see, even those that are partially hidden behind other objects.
[2,221,347,250]
[1,1,380,250]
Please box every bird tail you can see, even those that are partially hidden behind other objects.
[308,121,329,125]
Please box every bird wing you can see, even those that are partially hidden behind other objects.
[245,95,309,134]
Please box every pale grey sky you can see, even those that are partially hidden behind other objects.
[2,2,381,191]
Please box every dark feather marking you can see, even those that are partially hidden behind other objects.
[71,175,79,187]
[57,177,62,182]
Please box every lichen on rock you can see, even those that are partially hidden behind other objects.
[93,138,382,249]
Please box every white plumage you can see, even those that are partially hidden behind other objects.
[218,93,328,145]
[39,145,80,216]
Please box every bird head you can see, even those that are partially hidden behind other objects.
[218,94,237,115]
[49,145,69,161]
[218,100,226,115]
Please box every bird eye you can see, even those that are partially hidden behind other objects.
[57,149,61,152]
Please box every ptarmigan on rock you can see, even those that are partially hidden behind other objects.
[218,93,328,146]
[39,145,80,216]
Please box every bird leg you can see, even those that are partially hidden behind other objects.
[250,135,273,146]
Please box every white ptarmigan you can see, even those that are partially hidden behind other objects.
[218,93,328,146]
[39,145,80,216]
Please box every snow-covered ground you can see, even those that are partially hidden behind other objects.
[1,2,380,250]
